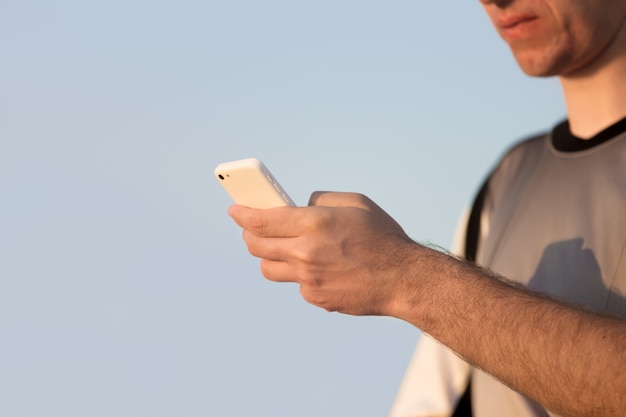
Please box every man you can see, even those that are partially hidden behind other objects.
[228,0,626,415]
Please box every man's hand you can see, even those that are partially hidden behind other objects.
[228,191,626,417]
[228,192,418,316]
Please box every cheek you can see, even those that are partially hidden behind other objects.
[505,23,579,76]
[557,15,619,72]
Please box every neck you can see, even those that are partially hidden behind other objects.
[559,30,626,139]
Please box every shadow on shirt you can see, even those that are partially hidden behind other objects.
[528,238,626,315]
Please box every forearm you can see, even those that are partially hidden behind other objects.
[392,245,626,417]
[229,197,626,416]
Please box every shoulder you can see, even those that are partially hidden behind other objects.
[462,131,550,261]
[497,130,550,172]
[483,129,551,192]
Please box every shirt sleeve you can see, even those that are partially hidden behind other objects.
[387,208,472,417]
[388,335,472,417]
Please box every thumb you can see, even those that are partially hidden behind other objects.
[308,191,376,210]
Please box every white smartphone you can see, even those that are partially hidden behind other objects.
[214,158,296,208]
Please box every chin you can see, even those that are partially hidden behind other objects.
[511,47,577,78]
[513,58,557,77]
[516,54,598,78]
[508,37,599,78]
[517,63,560,78]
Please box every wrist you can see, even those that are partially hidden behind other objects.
[384,241,445,323]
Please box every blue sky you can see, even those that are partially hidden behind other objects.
[0,1,565,416]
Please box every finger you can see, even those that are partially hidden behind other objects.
[308,191,404,233]
[259,258,298,283]
[228,204,304,237]
[243,230,298,262]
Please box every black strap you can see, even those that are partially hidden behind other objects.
[451,177,489,417]
[464,178,488,263]
[451,380,473,417]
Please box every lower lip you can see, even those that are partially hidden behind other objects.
[501,17,539,41]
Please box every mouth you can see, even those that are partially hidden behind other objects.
[498,14,539,40]
[500,15,538,29]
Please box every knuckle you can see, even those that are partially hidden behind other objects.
[304,209,332,232]
[299,285,333,311]
[299,269,321,288]
[348,192,373,209]
[247,213,268,235]
[293,246,314,265]
[350,191,366,201]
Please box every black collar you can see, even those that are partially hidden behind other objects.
[552,116,626,152]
